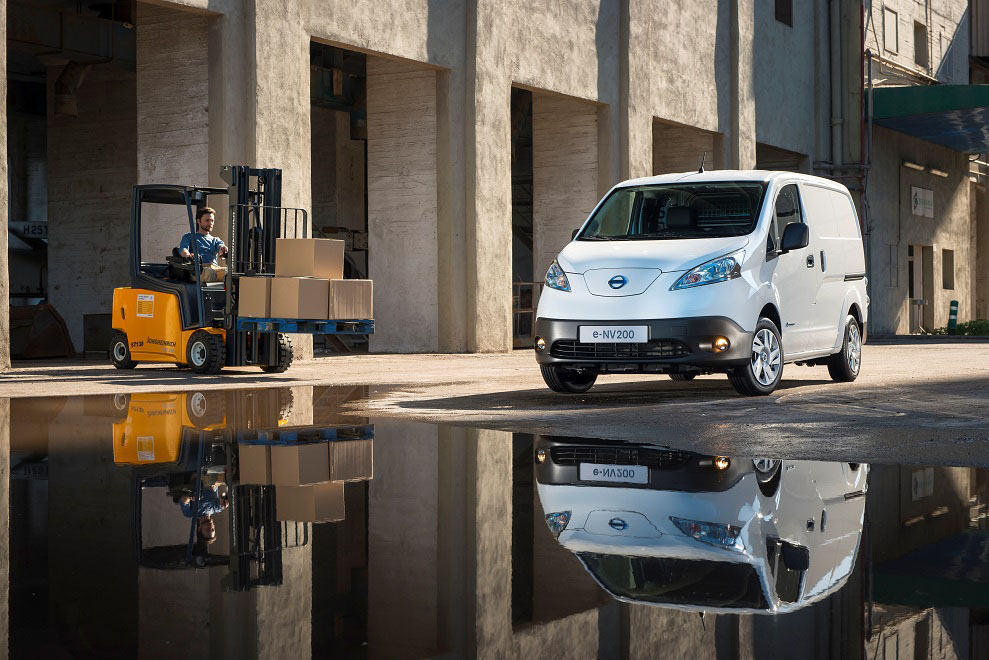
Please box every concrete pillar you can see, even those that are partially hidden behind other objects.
[531,94,599,281]
[729,0,757,169]
[466,2,514,352]
[0,399,9,654]
[208,0,314,359]
[47,65,136,353]
[366,58,439,352]
[368,420,440,657]
[136,2,210,259]
[0,0,8,371]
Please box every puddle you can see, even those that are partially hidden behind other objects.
[4,387,989,658]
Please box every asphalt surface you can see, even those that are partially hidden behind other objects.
[3,339,989,465]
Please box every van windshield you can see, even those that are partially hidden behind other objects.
[578,182,768,240]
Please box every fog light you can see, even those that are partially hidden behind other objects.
[713,336,730,352]
[713,456,731,470]
[535,448,547,464]
[535,336,546,351]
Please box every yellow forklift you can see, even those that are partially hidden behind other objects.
[110,165,374,374]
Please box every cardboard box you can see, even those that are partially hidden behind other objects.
[238,444,271,485]
[328,279,373,320]
[276,482,345,522]
[328,439,373,482]
[275,238,345,279]
[270,442,330,486]
[238,276,272,318]
[270,277,329,320]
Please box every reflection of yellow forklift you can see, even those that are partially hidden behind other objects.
[109,166,374,374]
[114,389,372,590]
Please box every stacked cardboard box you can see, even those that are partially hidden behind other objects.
[237,238,373,320]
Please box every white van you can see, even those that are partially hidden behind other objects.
[534,170,868,395]
[534,436,869,614]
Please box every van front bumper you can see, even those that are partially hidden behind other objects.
[534,316,752,372]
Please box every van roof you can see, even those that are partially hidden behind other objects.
[617,169,849,192]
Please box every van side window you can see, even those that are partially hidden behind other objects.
[770,184,803,253]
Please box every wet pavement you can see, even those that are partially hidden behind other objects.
[4,385,989,659]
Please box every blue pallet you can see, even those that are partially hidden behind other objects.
[236,424,374,445]
[236,317,374,335]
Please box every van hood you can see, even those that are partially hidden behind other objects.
[557,236,749,274]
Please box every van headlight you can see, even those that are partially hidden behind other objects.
[671,250,744,290]
[545,260,571,292]
[671,516,743,551]
[545,511,572,537]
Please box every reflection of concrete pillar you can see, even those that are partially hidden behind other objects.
[136,2,210,260]
[256,545,312,659]
[0,399,9,650]
[532,95,599,281]
[368,420,440,657]
[366,57,439,352]
[0,0,9,371]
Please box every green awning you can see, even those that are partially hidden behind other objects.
[872,85,989,154]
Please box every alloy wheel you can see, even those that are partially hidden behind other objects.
[847,323,862,374]
[750,328,781,386]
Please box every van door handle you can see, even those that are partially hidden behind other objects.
[820,250,826,272]
[806,254,815,268]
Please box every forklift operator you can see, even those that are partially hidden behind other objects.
[178,207,228,283]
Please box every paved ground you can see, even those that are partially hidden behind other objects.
[3,339,989,465]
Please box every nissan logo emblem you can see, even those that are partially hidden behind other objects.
[608,275,628,289]
[608,518,628,531]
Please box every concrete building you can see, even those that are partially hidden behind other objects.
[3,1,988,368]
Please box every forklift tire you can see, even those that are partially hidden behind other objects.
[261,333,293,373]
[187,331,225,374]
[110,331,137,369]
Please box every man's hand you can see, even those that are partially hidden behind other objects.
[219,245,228,257]
[179,248,192,259]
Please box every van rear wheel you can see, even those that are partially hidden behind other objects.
[827,315,862,382]
[728,318,783,396]
[541,365,597,393]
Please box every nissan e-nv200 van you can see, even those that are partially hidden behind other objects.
[534,170,868,396]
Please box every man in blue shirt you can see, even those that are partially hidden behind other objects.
[179,207,228,282]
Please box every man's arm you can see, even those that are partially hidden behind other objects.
[178,233,194,259]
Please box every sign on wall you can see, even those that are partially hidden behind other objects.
[911,186,934,218]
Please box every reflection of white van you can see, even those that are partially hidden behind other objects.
[534,170,868,395]
[534,438,868,614]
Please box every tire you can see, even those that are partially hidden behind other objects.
[728,317,783,396]
[187,331,225,374]
[752,458,782,497]
[669,372,697,381]
[827,315,862,382]
[540,365,597,393]
[109,331,137,369]
[261,333,293,373]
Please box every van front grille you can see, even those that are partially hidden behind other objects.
[550,339,689,360]
[550,446,691,470]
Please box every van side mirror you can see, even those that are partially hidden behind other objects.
[572,229,580,240]
[779,223,809,254]
[781,542,810,571]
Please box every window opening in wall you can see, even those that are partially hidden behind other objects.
[914,22,929,68]
[908,245,915,298]
[774,0,792,26]
[511,88,536,349]
[942,249,955,290]
[884,8,899,53]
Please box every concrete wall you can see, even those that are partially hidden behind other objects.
[531,94,598,282]
[753,0,817,160]
[366,57,439,352]
[136,2,210,258]
[1,0,9,370]
[46,65,137,352]
[867,126,972,333]
[0,399,9,652]
[868,0,970,83]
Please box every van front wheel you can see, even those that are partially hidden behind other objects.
[541,365,597,393]
[728,318,783,396]
[827,315,862,382]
